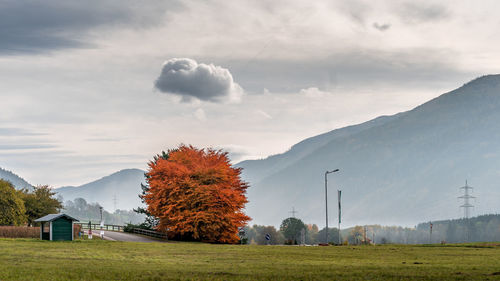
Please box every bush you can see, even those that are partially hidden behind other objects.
[0,226,39,238]
[124,223,152,233]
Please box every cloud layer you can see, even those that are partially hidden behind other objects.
[154,58,243,103]
[0,0,180,54]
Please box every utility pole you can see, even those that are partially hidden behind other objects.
[429,222,433,244]
[324,169,339,244]
[364,226,367,245]
[99,206,104,239]
[289,207,298,218]
[338,190,342,245]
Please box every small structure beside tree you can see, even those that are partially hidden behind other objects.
[34,214,79,241]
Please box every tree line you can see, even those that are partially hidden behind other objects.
[242,217,341,245]
[242,214,500,245]
[415,214,500,243]
[0,179,61,226]
[63,198,144,225]
[0,178,144,227]
[339,214,500,245]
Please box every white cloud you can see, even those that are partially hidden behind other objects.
[194,108,207,122]
[154,58,244,103]
[300,87,329,98]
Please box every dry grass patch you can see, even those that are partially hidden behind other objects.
[0,226,39,238]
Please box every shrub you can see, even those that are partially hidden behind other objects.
[0,226,39,238]
[124,223,152,233]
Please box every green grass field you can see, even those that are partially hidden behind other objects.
[1,239,500,280]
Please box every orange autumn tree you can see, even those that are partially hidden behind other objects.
[144,145,250,243]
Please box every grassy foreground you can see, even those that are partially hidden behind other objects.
[1,239,500,280]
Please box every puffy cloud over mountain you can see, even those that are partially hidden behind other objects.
[155,58,243,103]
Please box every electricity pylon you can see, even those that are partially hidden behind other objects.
[458,180,475,219]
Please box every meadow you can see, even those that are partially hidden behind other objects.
[1,239,500,280]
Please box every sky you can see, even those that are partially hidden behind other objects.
[0,0,499,187]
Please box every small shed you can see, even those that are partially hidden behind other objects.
[34,214,79,241]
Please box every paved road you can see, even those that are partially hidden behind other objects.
[91,230,167,243]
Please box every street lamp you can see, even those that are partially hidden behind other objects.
[325,168,339,244]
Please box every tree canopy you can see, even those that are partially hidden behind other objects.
[280,217,306,244]
[21,185,62,226]
[143,145,250,243]
[0,179,26,226]
[244,225,284,245]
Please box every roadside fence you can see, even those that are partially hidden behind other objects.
[132,228,168,240]
[75,222,125,232]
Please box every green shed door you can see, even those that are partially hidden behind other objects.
[52,217,72,241]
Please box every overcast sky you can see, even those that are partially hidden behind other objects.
[0,0,498,187]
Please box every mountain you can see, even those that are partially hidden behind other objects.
[0,167,33,190]
[55,168,146,212]
[237,75,500,227]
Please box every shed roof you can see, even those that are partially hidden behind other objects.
[34,213,79,222]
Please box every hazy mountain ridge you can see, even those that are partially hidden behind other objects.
[239,113,403,184]
[55,168,146,212]
[237,75,500,227]
[0,167,33,190]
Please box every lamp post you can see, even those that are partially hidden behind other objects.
[325,169,339,244]
[99,206,104,239]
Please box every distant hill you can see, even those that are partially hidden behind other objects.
[237,75,500,227]
[55,169,146,212]
[0,167,33,190]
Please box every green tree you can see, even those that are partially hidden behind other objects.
[317,227,341,244]
[280,217,306,244]
[21,185,62,226]
[347,225,365,244]
[252,225,284,245]
[306,224,319,244]
[0,179,26,226]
